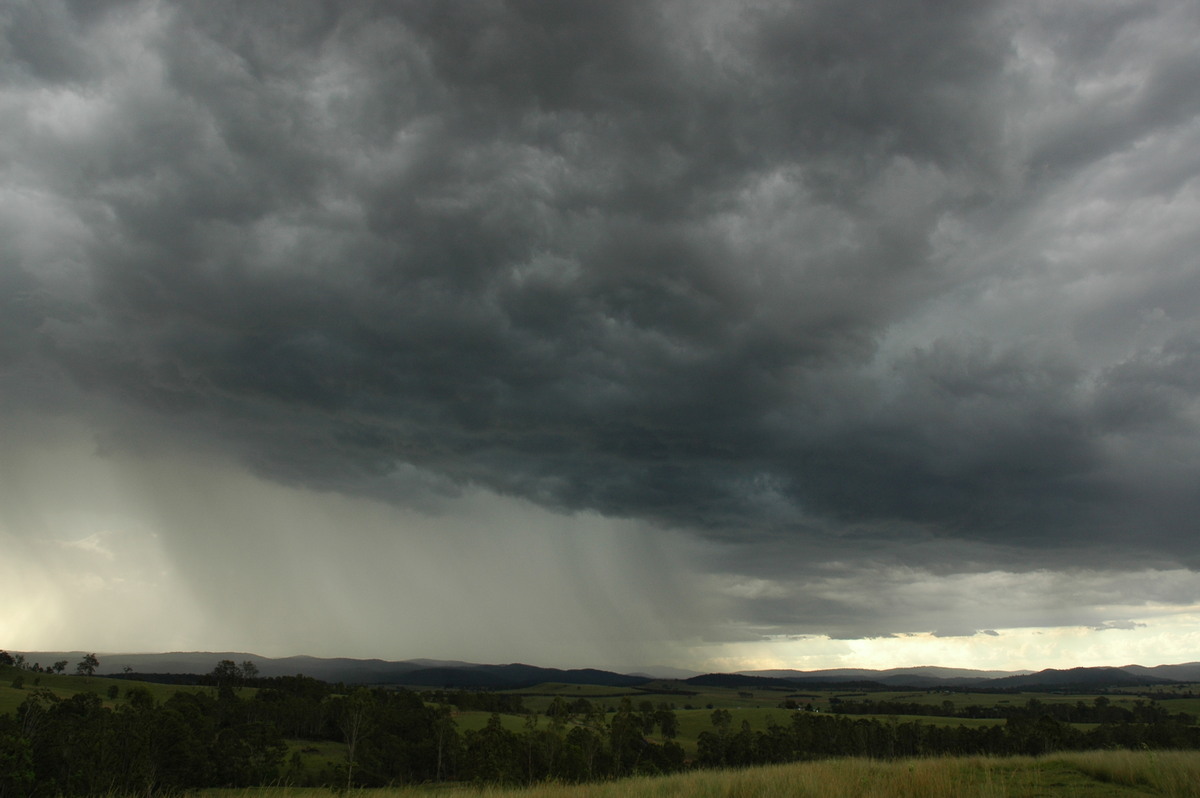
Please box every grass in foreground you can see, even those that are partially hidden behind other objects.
[191,751,1200,798]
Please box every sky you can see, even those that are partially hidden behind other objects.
[3,0,1200,675]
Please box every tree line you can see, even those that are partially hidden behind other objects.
[0,667,685,796]
[695,705,1200,768]
[827,695,1194,725]
[1,652,98,679]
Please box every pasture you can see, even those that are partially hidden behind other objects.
[6,662,1200,794]
[0,664,208,715]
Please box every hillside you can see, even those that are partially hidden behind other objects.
[8,650,1194,689]
[988,667,1176,689]
[4,655,1199,795]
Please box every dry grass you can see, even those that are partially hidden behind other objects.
[1058,750,1200,797]
[185,751,1200,798]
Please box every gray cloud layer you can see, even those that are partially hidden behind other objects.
[5,0,1200,647]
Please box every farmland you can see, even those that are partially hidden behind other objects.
[3,659,1200,795]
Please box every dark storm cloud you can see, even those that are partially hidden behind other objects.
[6,0,1200,622]
[1023,2,1200,178]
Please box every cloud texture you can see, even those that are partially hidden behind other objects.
[4,0,1200,666]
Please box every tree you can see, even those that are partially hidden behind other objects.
[241,660,259,683]
[338,688,374,789]
[542,696,570,778]
[210,659,243,692]
[53,660,68,674]
[656,705,679,740]
[125,686,155,712]
[432,703,456,782]
[0,719,35,798]
[76,653,99,678]
[609,698,645,776]
[464,713,520,783]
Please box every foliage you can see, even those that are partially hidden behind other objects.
[2,665,1200,795]
[74,654,99,678]
[831,694,1194,725]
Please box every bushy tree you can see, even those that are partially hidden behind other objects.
[0,716,35,798]
[210,660,243,691]
[75,653,99,678]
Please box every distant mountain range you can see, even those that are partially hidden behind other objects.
[739,665,1027,688]
[12,650,1200,690]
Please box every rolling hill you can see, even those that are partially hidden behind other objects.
[8,650,1194,689]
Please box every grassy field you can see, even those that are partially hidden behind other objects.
[450,680,1200,757]
[6,666,1200,796]
[8,664,1191,725]
[0,663,234,715]
[7,664,1198,781]
[448,705,1086,758]
[190,751,1200,798]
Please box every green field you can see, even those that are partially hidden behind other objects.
[8,663,1188,730]
[7,662,1200,795]
[452,678,1200,721]
[0,664,219,715]
[427,679,1200,761]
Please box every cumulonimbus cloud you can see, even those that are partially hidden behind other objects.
[4,0,1200,649]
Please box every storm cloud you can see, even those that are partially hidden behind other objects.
[4,0,1200,666]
